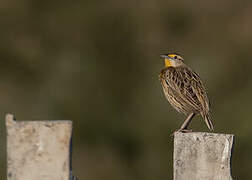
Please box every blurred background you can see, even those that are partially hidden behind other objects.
[0,0,252,179]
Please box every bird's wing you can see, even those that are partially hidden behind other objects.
[164,66,209,112]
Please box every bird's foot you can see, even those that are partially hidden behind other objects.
[170,129,192,137]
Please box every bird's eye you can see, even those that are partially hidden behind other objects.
[174,56,177,59]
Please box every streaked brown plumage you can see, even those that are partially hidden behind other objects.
[159,53,213,133]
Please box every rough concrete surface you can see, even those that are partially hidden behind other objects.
[6,114,73,180]
[174,132,234,180]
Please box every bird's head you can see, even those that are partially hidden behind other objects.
[160,53,184,67]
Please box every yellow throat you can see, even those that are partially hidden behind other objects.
[165,58,172,67]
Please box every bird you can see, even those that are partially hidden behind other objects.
[159,53,214,134]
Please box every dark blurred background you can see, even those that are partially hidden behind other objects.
[0,0,252,179]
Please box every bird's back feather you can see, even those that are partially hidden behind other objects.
[159,65,213,130]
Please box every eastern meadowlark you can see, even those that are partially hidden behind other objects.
[159,53,214,134]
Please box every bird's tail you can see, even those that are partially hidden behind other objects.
[201,112,214,131]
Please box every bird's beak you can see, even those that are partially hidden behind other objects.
[160,54,173,60]
[160,54,168,59]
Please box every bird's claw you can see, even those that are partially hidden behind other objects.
[170,129,192,137]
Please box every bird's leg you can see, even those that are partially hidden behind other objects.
[171,113,195,136]
[178,112,195,131]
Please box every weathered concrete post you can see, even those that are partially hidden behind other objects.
[173,132,234,180]
[6,113,77,180]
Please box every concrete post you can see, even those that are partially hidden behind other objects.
[6,113,76,180]
[173,132,234,180]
